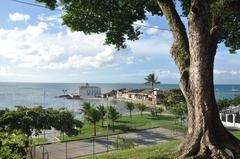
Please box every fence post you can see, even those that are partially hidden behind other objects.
[93,137,95,155]
[117,136,119,150]
[66,141,68,159]
[32,146,36,158]
[42,145,45,159]
[107,133,109,152]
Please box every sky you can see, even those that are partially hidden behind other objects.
[0,1,239,84]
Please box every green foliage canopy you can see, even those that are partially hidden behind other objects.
[37,0,240,53]
[136,103,146,116]
[97,105,107,127]
[124,102,135,118]
[0,128,30,159]
[217,96,240,109]
[144,73,160,89]
[107,106,121,131]
[0,106,82,136]
[170,103,187,118]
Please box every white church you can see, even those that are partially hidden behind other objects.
[79,83,101,98]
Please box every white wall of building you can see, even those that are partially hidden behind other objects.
[79,87,101,98]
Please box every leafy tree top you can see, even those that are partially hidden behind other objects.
[107,106,121,121]
[38,0,240,54]
[144,73,160,88]
[125,102,135,111]
[0,106,82,136]
[170,102,188,117]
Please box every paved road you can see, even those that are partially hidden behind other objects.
[37,128,183,159]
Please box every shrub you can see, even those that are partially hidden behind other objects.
[113,136,135,150]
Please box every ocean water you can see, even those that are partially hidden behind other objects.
[0,83,239,112]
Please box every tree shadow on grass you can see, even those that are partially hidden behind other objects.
[110,124,135,132]
[227,128,240,132]
[116,120,132,124]
[145,115,174,121]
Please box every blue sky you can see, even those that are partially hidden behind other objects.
[0,0,239,84]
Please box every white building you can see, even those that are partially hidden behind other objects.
[79,83,101,98]
[116,88,163,105]
[220,105,240,128]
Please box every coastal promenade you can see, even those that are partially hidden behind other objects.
[37,127,183,159]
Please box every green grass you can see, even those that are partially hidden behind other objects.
[80,139,182,159]
[79,131,240,159]
[32,137,48,144]
[59,114,186,141]
[231,130,240,139]
[58,113,240,142]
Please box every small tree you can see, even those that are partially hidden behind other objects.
[54,109,83,136]
[107,106,121,132]
[97,105,106,127]
[150,107,164,118]
[144,73,160,89]
[170,103,187,126]
[230,96,240,106]
[217,98,231,110]
[124,102,135,118]
[83,107,100,136]
[80,102,91,114]
[136,103,146,116]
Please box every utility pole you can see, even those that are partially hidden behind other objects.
[43,89,46,159]
[106,97,109,152]
[62,89,67,108]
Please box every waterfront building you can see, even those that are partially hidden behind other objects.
[79,83,101,98]
[116,88,164,105]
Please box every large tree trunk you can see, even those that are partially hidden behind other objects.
[157,0,240,158]
[178,0,240,158]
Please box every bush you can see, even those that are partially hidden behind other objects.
[150,107,164,118]
[113,136,135,150]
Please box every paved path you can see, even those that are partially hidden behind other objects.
[37,128,183,159]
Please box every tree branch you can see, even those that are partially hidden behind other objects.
[221,0,240,13]
[156,0,190,73]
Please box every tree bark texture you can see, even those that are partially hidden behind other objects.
[157,0,240,158]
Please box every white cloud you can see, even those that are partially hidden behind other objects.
[0,20,148,71]
[146,27,159,35]
[9,12,30,22]
[39,47,132,70]
[214,69,240,76]
[126,56,134,64]
[128,35,172,56]
[0,22,55,67]
[0,66,34,78]
[151,69,180,79]
[1,12,175,72]
[37,14,62,24]
[214,69,240,84]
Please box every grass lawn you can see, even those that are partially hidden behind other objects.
[231,129,240,139]
[80,139,182,159]
[58,113,240,142]
[32,137,48,144]
[79,131,240,159]
[59,114,186,141]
